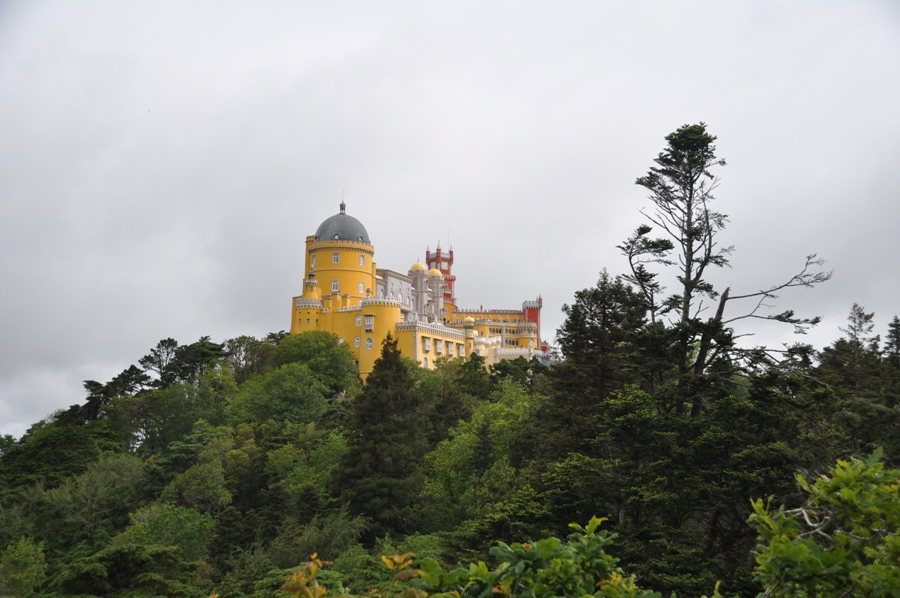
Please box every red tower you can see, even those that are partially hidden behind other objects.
[522,296,543,348]
[425,245,456,310]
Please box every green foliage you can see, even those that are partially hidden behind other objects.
[274,330,359,395]
[47,542,208,597]
[0,536,46,598]
[818,303,884,394]
[751,449,900,597]
[228,362,330,425]
[161,435,233,513]
[114,503,214,562]
[328,334,426,540]
[225,334,278,383]
[0,419,122,492]
[284,518,697,598]
[886,315,900,366]
[268,506,368,568]
[282,430,349,500]
[545,271,651,455]
[452,353,494,401]
[413,366,474,449]
[37,453,146,552]
[139,336,228,388]
[424,380,536,530]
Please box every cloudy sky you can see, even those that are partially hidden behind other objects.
[1,1,899,438]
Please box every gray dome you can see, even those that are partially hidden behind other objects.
[314,202,370,243]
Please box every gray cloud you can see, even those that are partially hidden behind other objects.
[1,0,899,436]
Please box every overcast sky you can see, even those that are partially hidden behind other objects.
[1,1,899,438]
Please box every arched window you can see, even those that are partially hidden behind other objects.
[354,336,360,348]
[366,338,373,350]
[423,357,429,369]
[359,281,364,293]
[338,338,345,345]
[359,254,365,266]
[332,252,339,263]
[311,254,316,267]
[356,314,361,326]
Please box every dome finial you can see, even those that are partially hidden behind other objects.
[339,201,346,214]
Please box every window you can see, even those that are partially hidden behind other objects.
[456,317,461,323]
[359,281,364,294]
[435,340,443,354]
[332,252,339,264]
[423,337,431,352]
[306,319,310,326]
[332,280,339,292]
[338,338,345,345]
[356,314,362,326]
[311,254,316,267]
[459,344,465,357]
[423,357,429,369]
[355,336,360,348]
[365,315,374,331]
[448,343,454,356]
[366,338,373,350]
[359,254,365,266]
[528,339,534,347]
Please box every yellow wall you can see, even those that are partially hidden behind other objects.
[304,236,376,303]
[394,323,468,371]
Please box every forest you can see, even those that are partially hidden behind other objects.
[1,124,899,598]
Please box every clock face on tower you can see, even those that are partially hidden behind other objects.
[441,261,448,269]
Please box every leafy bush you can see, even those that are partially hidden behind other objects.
[114,503,214,562]
[751,448,900,597]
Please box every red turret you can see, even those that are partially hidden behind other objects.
[426,245,456,310]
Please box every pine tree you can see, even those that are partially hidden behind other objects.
[886,315,900,367]
[327,334,426,540]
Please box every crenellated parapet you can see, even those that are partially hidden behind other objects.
[361,297,401,308]
[294,298,323,309]
[396,321,466,341]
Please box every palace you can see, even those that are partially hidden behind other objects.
[290,203,548,377]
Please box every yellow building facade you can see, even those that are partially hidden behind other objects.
[291,203,547,377]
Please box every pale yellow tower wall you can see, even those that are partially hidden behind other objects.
[304,236,376,304]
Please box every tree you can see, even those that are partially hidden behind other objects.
[628,123,830,416]
[161,436,233,514]
[274,330,359,395]
[114,503,214,562]
[750,449,900,597]
[0,536,46,598]
[224,334,277,383]
[818,304,883,393]
[138,337,228,388]
[47,543,207,598]
[541,271,652,455]
[424,380,536,531]
[227,362,330,425]
[884,315,900,367]
[328,334,426,540]
[414,365,474,449]
[138,338,180,386]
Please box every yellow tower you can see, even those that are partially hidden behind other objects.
[305,200,375,303]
